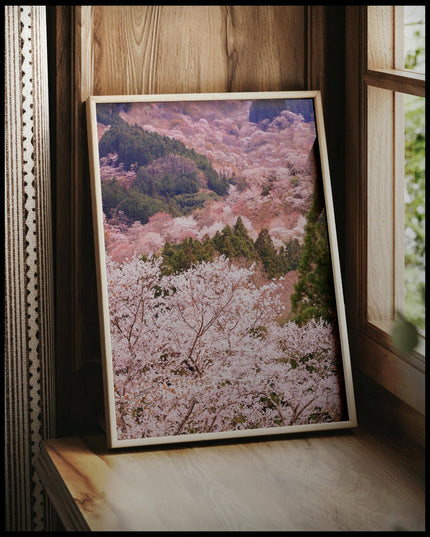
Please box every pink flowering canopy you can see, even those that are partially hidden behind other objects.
[108,255,344,441]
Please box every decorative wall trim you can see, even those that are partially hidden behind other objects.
[4,5,56,531]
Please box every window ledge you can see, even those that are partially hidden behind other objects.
[368,319,425,371]
[35,431,425,532]
[352,323,425,415]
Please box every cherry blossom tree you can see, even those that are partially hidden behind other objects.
[106,254,345,440]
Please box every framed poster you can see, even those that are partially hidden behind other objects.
[86,91,357,449]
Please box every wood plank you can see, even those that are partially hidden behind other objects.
[351,324,425,415]
[34,444,89,531]
[367,6,394,70]
[307,6,327,98]
[38,432,425,532]
[364,69,426,97]
[47,6,75,435]
[345,6,368,331]
[88,5,306,96]
[353,369,425,451]
[367,85,395,322]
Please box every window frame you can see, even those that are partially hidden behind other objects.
[345,6,425,415]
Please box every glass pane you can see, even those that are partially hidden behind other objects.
[404,93,425,331]
[404,5,425,74]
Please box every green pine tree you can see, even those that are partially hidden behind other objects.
[255,228,279,279]
[291,178,336,325]
[278,238,301,273]
[232,217,257,260]
[220,236,236,259]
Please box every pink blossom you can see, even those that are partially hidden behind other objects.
[106,254,345,440]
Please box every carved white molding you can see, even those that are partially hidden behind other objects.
[4,5,55,531]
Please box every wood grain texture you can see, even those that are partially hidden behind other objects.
[345,5,368,332]
[87,5,306,96]
[352,325,425,415]
[367,6,394,70]
[364,69,426,97]
[307,6,327,101]
[37,431,425,532]
[48,6,76,434]
[367,85,395,322]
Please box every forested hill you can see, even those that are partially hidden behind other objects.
[98,105,229,195]
[98,104,230,225]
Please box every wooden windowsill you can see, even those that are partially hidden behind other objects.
[34,421,425,532]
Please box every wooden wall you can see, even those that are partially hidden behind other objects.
[47,5,344,437]
[85,6,307,95]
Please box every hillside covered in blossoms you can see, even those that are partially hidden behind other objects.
[95,97,347,441]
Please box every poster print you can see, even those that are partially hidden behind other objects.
[86,91,357,448]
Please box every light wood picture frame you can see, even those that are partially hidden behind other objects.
[86,91,357,449]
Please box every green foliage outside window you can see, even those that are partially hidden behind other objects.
[404,94,425,331]
[391,7,425,352]
[403,7,425,333]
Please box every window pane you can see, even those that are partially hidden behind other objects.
[404,6,425,74]
[404,93,425,331]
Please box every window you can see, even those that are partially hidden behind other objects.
[366,6,425,354]
[345,6,425,416]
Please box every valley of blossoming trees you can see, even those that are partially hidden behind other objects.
[97,98,347,440]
